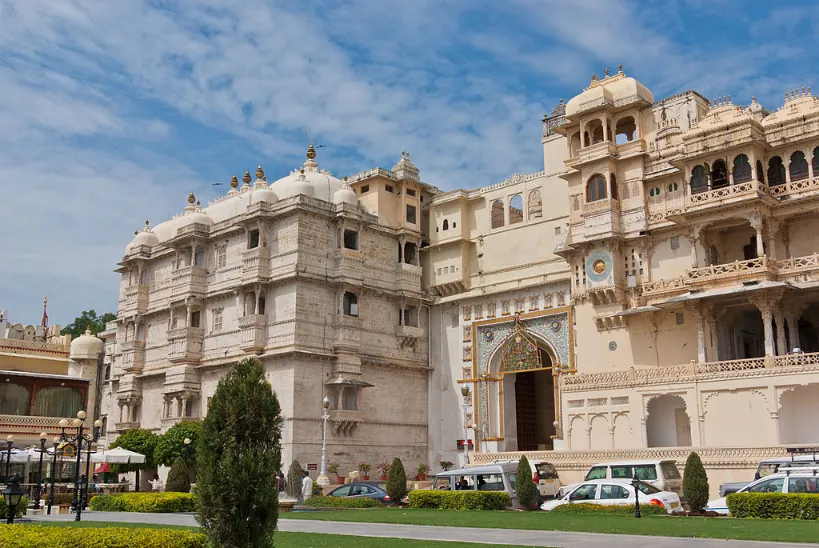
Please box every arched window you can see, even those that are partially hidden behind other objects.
[0,383,30,415]
[790,151,809,182]
[442,219,449,231]
[33,387,83,418]
[527,190,543,219]
[490,199,504,229]
[587,120,604,145]
[667,182,679,193]
[813,147,819,177]
[711,159,728,189]
[614,116,636,144]
[649,187,661,197]
[690,165,708,194]
[509,194,523,224]
[768,156,786,186]
[756,160,765,183]
[733,154,752,183]
[610,173,618,200]
[586,174,607,202]
[569,133,581,157]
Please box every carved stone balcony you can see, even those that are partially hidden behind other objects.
[582,199,621,238]
[767,176,819,199]
[395,324,425,350]
[333,315,362,352]
[333,249,364,284]
[171,266,207,299]
[119,340,146,373]
[238,314,267,354]
[242,247,271,283]
[114,421,141,432]
[396,262,423,293]
[167,327,204,363]
[119,284,148,317]
[686,255,777,286]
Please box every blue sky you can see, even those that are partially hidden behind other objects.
[1,0,817,326]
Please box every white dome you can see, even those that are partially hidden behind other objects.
[270,144,342,201]
[333,178,358,206]
[126,221,159,252]
[69,329,104,359]
[178,192,214,228]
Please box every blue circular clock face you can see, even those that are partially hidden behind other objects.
[483,330,494,342]
[585,251,612,283]
[550,320,561,332]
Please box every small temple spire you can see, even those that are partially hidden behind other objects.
[306,143,317,160]
[230,174,239,189]
[188,191,196,205]
[242,170,252,184]
[256,165,265,180]
[41,297,48,328]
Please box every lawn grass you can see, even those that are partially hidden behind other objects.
[16,522,544,547]
[283,507,819,543]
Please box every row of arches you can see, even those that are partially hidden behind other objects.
[690,148,819,194]
[490,190,543,229]
[569,116,638,156]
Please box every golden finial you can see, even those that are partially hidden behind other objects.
[591,73,597,82]
[188,191,195,205]
[605,67,609,77]
[230,174,239,189]
[242,170,252,184]
[306,143,317,160]
[134,231,139,236]
[145,220,150,226]
[300,168,305,174]
[256,165,265,180]
[196,201,201,207]
[343,176,348,181]
[43,297,47,306]
[263,176,267,182]
[618,64,623,73]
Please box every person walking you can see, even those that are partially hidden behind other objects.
[278,471,286,493]
[148,473,163,492]
[301,470,313,502]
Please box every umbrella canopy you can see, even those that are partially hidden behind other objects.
[0,448,31,464]
[91,447,146,464]
[94,462,111,474]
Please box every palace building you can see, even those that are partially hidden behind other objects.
[104,69,819,494]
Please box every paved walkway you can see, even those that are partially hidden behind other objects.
[30,512,816,548]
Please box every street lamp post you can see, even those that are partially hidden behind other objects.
[59,410,102,522]
[33,432,48,510]
[631,473,642,519]
[3,435,13,480]
[460,384,471,465]
[183,438,191,466]
[2,473,23,524]
[317,396,330,487]
[46,437,60,515]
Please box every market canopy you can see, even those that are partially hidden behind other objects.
[91,447,146,464]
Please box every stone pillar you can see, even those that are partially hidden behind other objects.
[786,314,800,352]
[753,223,765,258]
[759,306,776,357]
[689,306,707,364]
[254,290,261,315]
[181,396,189,418]
[186,305,192,327]
[688,228,700,269]
[774,311,787,355]
[705,306,719,362]
[782,224,791,259]
[809,149,815,180]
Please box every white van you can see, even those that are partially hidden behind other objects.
[559,460,682,497]
[486,459,562,498]
[431,462,519,506]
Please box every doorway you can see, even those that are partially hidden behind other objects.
[511,348,555,451]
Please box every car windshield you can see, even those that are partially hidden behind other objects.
[635,481,661,495]
[536,464,558,479]
[757,463,779,478]
[585,466,607,480]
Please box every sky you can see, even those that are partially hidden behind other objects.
[1,0,818,327]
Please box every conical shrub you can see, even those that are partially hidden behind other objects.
[285,459,304,499]
[516,455,537,510]
[165,457,191,493]
[386,458,407,504]
[683,451,709,513]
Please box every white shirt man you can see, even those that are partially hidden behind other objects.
[301,472,313,501]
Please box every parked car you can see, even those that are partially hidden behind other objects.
[719,453,819,496]
[429,462,519,505]
[558,460,682,497]
[487,459,562,498]
[542,479,683,514]
[326,482,390,503]
[706,466,819,515]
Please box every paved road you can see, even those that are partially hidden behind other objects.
[30,512,816,548]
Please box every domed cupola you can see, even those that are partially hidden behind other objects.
[69,328,104,360]
[250,164,278,204]
[333,176,357,206]
[292,169,315,197]
[179,192,214,228]
[126,220,159,253]
[271,143,342,200]
[392,151,420,181]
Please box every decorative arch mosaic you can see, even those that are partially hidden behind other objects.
[472,309,572,444]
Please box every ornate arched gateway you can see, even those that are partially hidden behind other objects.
[468,310,573,452]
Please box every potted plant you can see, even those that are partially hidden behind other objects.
[377,462,390,481]
[439,460,454,472]
[359,462,371,480]
[417,463,431,481]
[328,462,339,479]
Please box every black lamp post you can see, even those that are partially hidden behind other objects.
[3,473,23,524]
[631,473,642,519]
[183,437,191,466]
[3,435,13,481]
[59,410,102,522]
[46,437,60,515]
[33,432,48,511]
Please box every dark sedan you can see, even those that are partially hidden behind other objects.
[327,482,390,503]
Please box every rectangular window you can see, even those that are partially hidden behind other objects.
[554,226,561,236]
[343,292,358,317]
[248,229,260,249]
[406,188,417,197]
[487,303,496,317]
[529,295,539,311]
[501,300,511,315]
[462,306,472,321]
[258,295,266,315]
[676,312,685,325]
[406,204,417,224]
[194,247,205,267]
[185,400,194,417]
[403,307,417,327]
[360,184,369,193]
[342,388,358,411]
[670,236,680,250]
[463,325,472,342]
[556,292,565,306]
[385,184,394,193]
[217,245,227,269]
[343,229,359,250]
[190,311,201,328]
[515,299,525,313]
[213,309,223,332]
[474,304,483,319]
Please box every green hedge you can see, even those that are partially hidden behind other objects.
[0,496,27,520]
[727,492,819,519]
[301,496,383,509]
[550,502,666,516]
[0,525,204,547]
[407,490,510,510]
[89,492,196,513]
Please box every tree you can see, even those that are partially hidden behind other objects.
[165,457,191,493]
[285,459,303,500]
[154,420,202,467]
[683,452,710,513]
[515,455,538,510]
[385,457,407,504]
[197,358,282,548]
[60,310,116,339]
[110,428,159,470]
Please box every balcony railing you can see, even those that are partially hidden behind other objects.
[238,314,266,353]
[242,248,270,283]
[686,255,775,282]
[120,284,148,315]
[767,176,819,198]
[168,327,204,363]
[171,266,207,298]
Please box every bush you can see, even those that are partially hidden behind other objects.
[408,490,510,510]
[110,428,160,471]
[312,480,322,496]
[0,525,205,547]
[285,460,304,499]
[89,492,196,513]
[153,420,202,468]
[386,458,408,504]
[0,496,27,519]
[550,502,666,515]
[516,455,537,510]
[301,496,383,509]
[197,358,283,548]
[726,492,819,519]
[683,451,709,512]
[166,457,192,493]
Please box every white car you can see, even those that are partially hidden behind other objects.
[706,469,819,515]
[541,479,683,514]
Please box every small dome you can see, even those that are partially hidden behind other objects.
[126,221,159,252]
[333,177,357,206]
[179,193,214,228]
[69,328,104,360]
[565,68,653,118]
[271,145,342,200]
